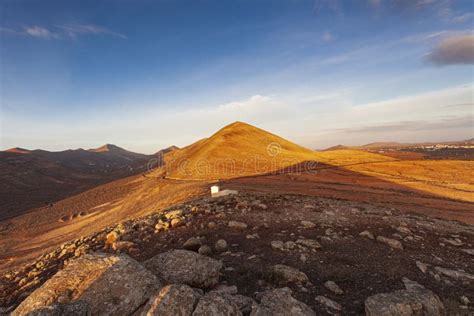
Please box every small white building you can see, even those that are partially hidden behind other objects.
[211,185,220,195]
[210,185,238,198]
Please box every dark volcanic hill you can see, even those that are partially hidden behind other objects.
[0,145,156,220]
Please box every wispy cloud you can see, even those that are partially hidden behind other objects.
[58,24,127,39]
[0,24,127,40]
[24,26,57,39]
[426,34,474,65]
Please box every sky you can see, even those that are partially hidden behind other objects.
[0,0,473,153]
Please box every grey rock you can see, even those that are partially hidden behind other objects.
[215,239,228,253]
[26,301,90,316]
[396,226,412,235]
[231,295,256,314]
[376,236,403,250]
[13,253,160,316]
[209,285,255,313]
[198,245,213,256]
[434,266,474,281]
[271,241,285,251]
[284,241,297,250]
[141,284,200,316]
[416,261,429,274]
[365,281,445,316]
[272,264,309,285]
[251,288,315,316]
[192,291,242,316]
[144,250,222,289]
[324,281,343,295]
[460,295,470,305]
[360,231,375,240]
[183,237,202,251]
[440,237,463,246]
[315,295,342,312]
[461,248,474,256]
[296,239,321,250]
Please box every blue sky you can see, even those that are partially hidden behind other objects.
[1,0,473,153]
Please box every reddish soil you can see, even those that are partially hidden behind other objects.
[1,192,473,314]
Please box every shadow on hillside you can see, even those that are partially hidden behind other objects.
[221,160,474,224]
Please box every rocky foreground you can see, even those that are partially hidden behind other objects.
[1,192,473,315]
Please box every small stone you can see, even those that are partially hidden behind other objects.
[300,254,307,263]
[155,221,170,231]
[376,236,403,250]
[271,241,285,251]
[434,266,474,281]
[396,226,412,235]
[324,281,343,295]
[416,261,429,274]
[198,245,213,256]
[359,231,374,240]
[272,264,309,285]
[246,233,260,239]
[301,221,316,228]
[170,217,183,228]
[207,222,217,229]
[105,231,119,244]
[257,203,268,210]
[284,241,297,250]
[460,295,470,305]
[165,209,183,219]
[461,248,474,256]
[228,221,248,229]
[315,295,342,311]
[215,239,228,253]
[440,237,464,246]
[296,239,321,250]
[183,237,202,251]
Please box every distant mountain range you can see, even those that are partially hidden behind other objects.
[323,139,474,151]
[0,144,177,220]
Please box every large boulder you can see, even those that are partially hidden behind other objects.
[24,301,90,316]
[141,284,201,316]
[143,250,222,289]
[271,264,309,285]
[192,291,242,316]
[250,288,315,316]
[13,253,160,316]
[365,280,445,316]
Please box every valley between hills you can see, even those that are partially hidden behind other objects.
[1,121,473,315]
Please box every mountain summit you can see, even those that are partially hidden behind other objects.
[164,121,317,180]
[88,144,128,153]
